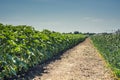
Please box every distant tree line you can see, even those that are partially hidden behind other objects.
[73,31,96,36]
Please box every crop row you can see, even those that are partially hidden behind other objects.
[0,23,86,79]
[91,33,120,78]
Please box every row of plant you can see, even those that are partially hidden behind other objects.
[0,23,86,79]
[91,32,120,78]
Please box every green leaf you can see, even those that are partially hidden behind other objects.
[9,66,17,75]
[33,39,39,43]
[8,35,16,40]
[20,61,28,69]
[7,40,17,46]
[19,35,26,39]
[0,35,5,39]
[14,46,21,52]
[7,54,16,63]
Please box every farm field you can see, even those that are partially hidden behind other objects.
[0,23,86,79]
[0,23,119,80]
[0,0,120,80]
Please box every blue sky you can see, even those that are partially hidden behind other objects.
[0,0,120,33]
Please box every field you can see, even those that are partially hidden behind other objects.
[1,23,120,79]
[91,32,120,78]
[0,23,86,79]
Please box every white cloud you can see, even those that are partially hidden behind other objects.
[91,18,103,22]
[83,17,91,20]
[83,17,103,22]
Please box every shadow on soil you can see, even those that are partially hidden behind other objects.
[6,52,63,80]
[6,45,79,80]
[25,53,63,80]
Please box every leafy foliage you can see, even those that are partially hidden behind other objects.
[0,23,86,79]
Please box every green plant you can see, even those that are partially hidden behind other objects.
[91,33,120,78]
[0,23,86,79]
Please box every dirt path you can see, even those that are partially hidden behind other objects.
[32,38,114,80]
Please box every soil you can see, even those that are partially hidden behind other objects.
[25,38,115,80]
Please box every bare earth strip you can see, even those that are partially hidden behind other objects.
[32,38,114,80]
